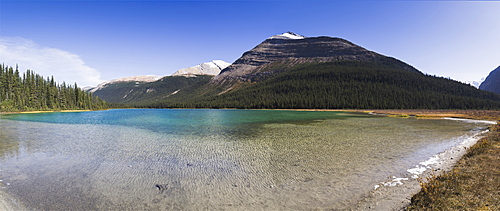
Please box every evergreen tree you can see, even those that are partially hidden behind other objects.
[0,64,108,112]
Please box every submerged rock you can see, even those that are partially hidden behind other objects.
[155,184,168,193]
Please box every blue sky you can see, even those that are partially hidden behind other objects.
[1,0,499,87]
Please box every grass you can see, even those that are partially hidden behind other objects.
[407,123,500,210]
[367,109,500,120]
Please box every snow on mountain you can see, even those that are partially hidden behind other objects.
[171,60,231,76]
[88,75,162,92]
[86,60,231,92]
[267,32,307,40]
[465,78,485,88]
[479,65,500,94]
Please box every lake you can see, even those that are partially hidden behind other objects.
[0,109,492,210]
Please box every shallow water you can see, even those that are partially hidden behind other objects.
[0,109,491,210]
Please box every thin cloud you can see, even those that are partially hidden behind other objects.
[0,37,104,87]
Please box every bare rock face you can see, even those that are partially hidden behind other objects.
[479,65,500,95]
[212,32,419,84]
[172,60,231,76]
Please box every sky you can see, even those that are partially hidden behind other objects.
[0,0,499,87]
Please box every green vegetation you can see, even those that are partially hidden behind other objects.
[144,61,500,109]
[92,75,212,104]
[408,123,500,210]
[0,64,107,112]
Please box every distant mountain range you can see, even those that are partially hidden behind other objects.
[86,60,230,103]
[466,79,484,89]
[89,32,500,109]
[479,65,500,95]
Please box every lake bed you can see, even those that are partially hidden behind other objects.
[0,109,493,210]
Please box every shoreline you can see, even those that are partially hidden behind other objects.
[286,109,500,121]
[0,190,24,211]
[351,127,493,210]
[0,109,498,210]
[4,108,498,122]
[348,110,500,210]
[0,109,105,115]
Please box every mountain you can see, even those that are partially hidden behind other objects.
[87,75,163,93]
[479,66,500,94]
[88,60,230,103]
[151,61,500,109]
[212,32,419,85]
[465,78,485,89]
[172,60,231,76]
[144,32,500,109]
[92,32,500,109]
[89,60,230,94]
[91,75,212,104]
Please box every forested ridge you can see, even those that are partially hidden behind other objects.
[92,75,212,104]
[144,62,500,109]
[0,64,108,112]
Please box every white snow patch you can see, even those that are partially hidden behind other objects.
[268,32,307,40]
[404,129,490,179]
[407,165,427,177]
[442,117,497,125]
[419,154,440,166]
[374,118,493,191]
[171,60,231,76]
[465,78,484,88]
[381,177,409,187]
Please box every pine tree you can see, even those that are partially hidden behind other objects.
[0,64,108,112]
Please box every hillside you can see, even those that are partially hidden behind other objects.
[479,65,500,95]
[91,32,500,109]
[89,60,229,104]
[212,32,419,86]
[92,75,212,104]
[147,61,500,109]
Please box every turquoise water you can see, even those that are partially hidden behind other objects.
[0,109,360,136]
[0,109,491,210]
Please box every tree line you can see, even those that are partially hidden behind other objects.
[144,61,500,110]
[0,64,107,112]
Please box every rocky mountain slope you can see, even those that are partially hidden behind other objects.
[91,75,212,104]
[172,60,230,76]
[88,60,229,103]
[86,75,162,93]
[145,32,500,109]
[480,65,500,95]
[212,32,419,85]
[91,32,500,109]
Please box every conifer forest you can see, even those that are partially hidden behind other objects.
[0,64,107,112]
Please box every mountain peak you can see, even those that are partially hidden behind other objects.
[479,65,500,94]
[171,60,231,76]
[268,32,307,40]
[213,33,420,84]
